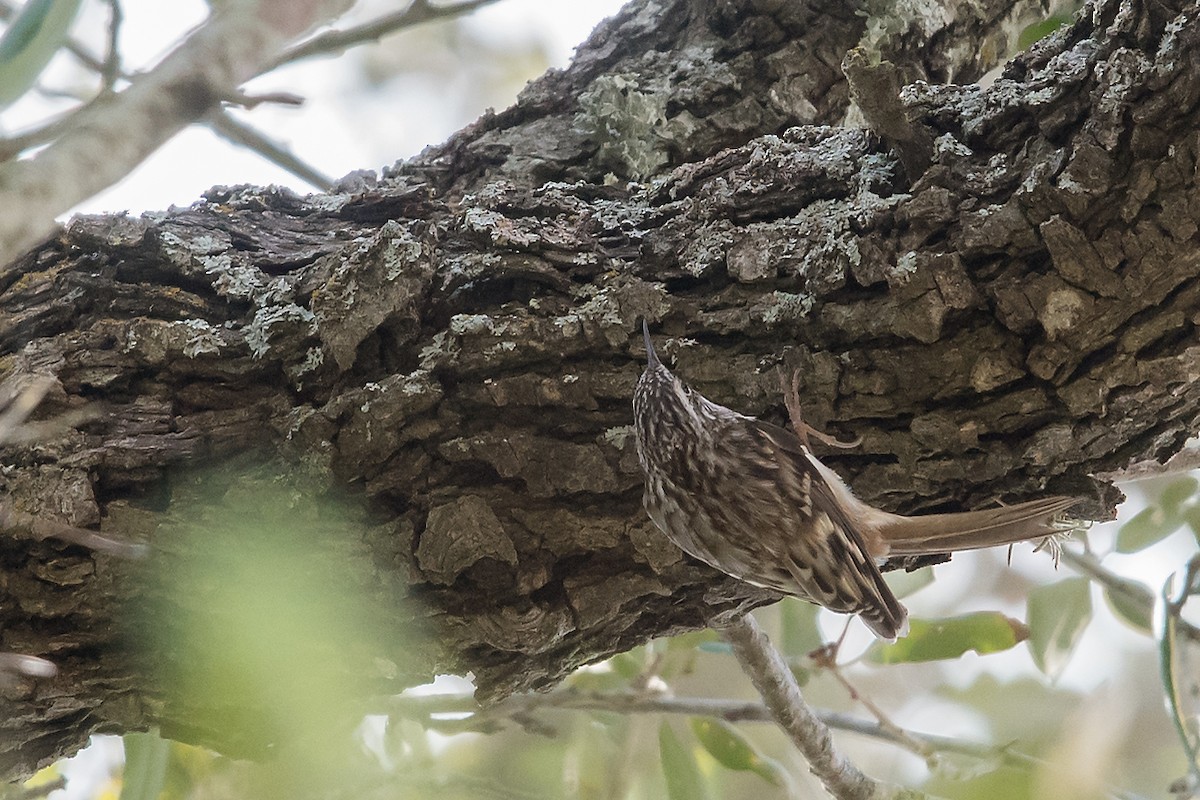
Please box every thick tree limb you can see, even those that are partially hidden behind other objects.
[1,0,1198,781]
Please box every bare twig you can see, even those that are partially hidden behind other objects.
[811,652,933,764]
[102,0,123,92]
[0,652,56,679]
[387,689,1145,800]
[0,500,147,558]
[0,0,356,265]
[209,109,335,190]
[716,614,907,800]
[1061,547,1200,642]
[267,0,503,72]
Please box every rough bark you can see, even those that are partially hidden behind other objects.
[2,0,1198,780]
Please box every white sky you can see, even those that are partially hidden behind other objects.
[1,0,627,215]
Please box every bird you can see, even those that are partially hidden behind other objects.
[632,321,1078,640]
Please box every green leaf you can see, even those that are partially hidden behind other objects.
[778,597,823,656]
[1160,476,1199,512]
[884,566,935,599]
[1017,15,1071,50]
[866,612,1028,664]
[1027,577,1092,679]
[659,722,709,800]
[660,629,720,678]
[609,651,644,680]
[121,731,170,800]
[666,629,720,651]
[1182,505,1200,547]
[1103,583,1154,634]
[0,0,83,108]
[690,718,782,785]
[1115,505,1181,553]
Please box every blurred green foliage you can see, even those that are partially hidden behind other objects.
[867,611,1028,664]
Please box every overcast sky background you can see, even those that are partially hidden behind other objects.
[3,0,627,215]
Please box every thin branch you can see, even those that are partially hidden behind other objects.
[0,0,356,266]
[102,0,123,92]
[1060,547,1200,642]
[267,0,502,72]
[716,614,909,800]
[390,690,1017,759]
[209,109,335,191]
[0,500,147,558]
[387,690,1147,800]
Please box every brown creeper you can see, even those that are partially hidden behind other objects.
[632,321,1077,640]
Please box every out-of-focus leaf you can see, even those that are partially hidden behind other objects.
[135,467,414,793]
[662,629,720,677]
[866,612,1028,664]
[1103,583,1154,634]
[884,566,935,599]
[566,668,629,693]
[1027,577,1092,679]
[690,718,782,786]
[779,597,823,656]
[22,764,61,791]
[659,722,709,800]
[609,651,644,681]
[567,719,617,799]
[0,0,83,108]
[121,732,170,800]
[926,762,1035,800]
[1182,505,1200,546]
[1017,14,1072,50]
[1159,476,1199,512]
[666,629,720,651]
[789,663,811,687]
[696,641,733,654]
[1116,505,1182,553]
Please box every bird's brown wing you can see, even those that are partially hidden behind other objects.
[747,418,908,640]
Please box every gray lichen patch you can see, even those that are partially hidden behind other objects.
[754,290,816,327]
[575,74,673,181]
[312,221,435,370]
[122,318,234,365]
[244,303,316,359]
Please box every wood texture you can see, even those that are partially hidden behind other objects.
[2,0,1198,777]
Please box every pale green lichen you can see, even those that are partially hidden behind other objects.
[760,291,816,325]
[603,425,635,449]
[891,250,919,283]
[245,304,316,358]
[575,74,672,180]
[178,319,222,357]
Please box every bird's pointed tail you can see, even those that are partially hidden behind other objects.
[877,496,1079,556]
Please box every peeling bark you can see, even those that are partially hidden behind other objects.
[2,0,1199,779]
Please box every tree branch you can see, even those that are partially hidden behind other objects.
[717,614,908,800]
[0,0,355,265]
[266,0,504,71]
